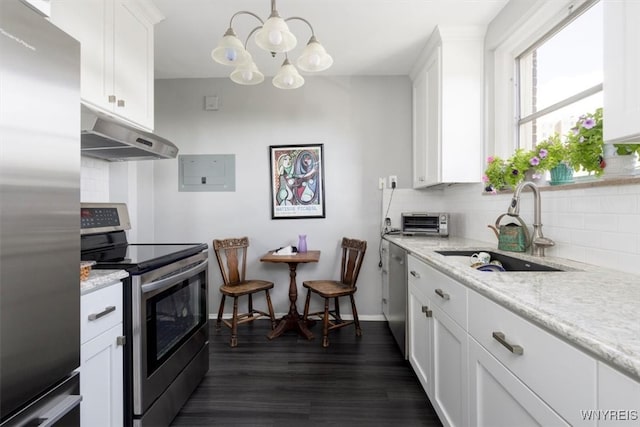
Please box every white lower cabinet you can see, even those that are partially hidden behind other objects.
[408,281,433,397]
[597,362,640,427]
[80,282,124,427]
[468,291,596,426]
[432,304,468,427]
[468,337,568,426]
[408,255,468,427]
[81,323,124,426]
[404,253,640,427]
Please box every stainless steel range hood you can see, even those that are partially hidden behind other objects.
[81,107,178,161]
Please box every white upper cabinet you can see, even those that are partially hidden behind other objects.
[410,26,484,188]
[603,0,640,143]
[50,0,163,131]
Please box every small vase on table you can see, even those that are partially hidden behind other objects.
[297,235,307,253]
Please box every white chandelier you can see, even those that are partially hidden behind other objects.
[211,0,333,89]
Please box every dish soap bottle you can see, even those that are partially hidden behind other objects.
[298,235,307,253]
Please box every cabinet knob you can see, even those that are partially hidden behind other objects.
[434,288,450,300]
[117,99,125,107]
[116,336,126,346]
[421,306,432,317]
[492,331,523,355]
[410,270,420,278]
[108,95,116,103]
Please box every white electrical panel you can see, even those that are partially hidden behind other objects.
[178,154,235,192]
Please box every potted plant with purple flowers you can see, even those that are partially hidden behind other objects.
[529,133,567,183]
[482,150,532,192]
[566,108,604,177]
[483,156,508,192]
[532,133,572,185]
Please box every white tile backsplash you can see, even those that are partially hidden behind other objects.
[382,182,640,275]
[81,156,110,202]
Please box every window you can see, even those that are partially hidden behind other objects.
[516,1,602,150]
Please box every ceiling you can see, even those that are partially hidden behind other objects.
[153,0,509,80]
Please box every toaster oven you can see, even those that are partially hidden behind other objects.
[401,212,449,236]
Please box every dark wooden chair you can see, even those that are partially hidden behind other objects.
[302,237,367,347]
[213,237,276,347]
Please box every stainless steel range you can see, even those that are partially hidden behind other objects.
[80,203,209,427]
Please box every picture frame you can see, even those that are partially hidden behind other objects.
[269,144,325,219]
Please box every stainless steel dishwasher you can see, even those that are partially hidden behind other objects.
[387,242,407,358]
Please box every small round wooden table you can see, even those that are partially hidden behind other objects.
[260,250,321,340]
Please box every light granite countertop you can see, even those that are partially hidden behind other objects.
[384,235,640,381]
[80,269,129,295]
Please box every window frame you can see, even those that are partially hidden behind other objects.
[487,0,597,159]
[515,0,602,150]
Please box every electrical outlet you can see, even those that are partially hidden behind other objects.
[389,175,398,188]
[378,177,386,190]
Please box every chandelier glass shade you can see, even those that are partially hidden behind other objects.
[211,28,251,66]
[272,58,304,89]
[230,54,265,85]
[211,0,332,89]
[297,36,333,72]
[254,12,297,53]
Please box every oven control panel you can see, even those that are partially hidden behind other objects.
[80,203,131,234]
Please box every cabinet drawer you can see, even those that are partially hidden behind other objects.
[408,255,467,329]
[468,291,596,426]
[408,254,431,286]
[81,282,123,344]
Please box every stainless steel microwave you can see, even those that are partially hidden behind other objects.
[401,212,449,236]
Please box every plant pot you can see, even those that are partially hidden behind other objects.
[602,153,639,178]
[549,163,574,185]
[524,169,547,186]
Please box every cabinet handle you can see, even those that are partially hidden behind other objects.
[434,288,450,300]
[117,99,125,107]
[88,305,116,321]
[108,95,116,103]
[421,306,432,317]
[117,336,126,346]
[410,270,420,278]
[382,298,388,304]
[492,331,524,355]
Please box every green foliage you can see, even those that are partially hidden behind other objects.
[566,108,604,176]
[612,143,640,156]
[531,133,567,172]
[483,108,610,191]
[483,156,508,190]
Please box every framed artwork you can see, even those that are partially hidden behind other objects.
[269,144,325,219]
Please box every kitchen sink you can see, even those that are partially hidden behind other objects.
[435,250,564,272]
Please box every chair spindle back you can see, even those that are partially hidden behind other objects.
[340,237,367,288]
[213,237,249,286]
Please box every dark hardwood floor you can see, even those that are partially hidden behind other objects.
[170,319,443,427]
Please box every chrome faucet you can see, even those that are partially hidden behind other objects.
[507,181,555,256]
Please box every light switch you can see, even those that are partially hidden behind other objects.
[204,96,219,111]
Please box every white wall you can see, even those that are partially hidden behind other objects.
[152,76,412,318]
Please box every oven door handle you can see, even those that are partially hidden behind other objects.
[141,258,208,294]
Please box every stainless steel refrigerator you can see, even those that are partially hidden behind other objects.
[0,1,82,425]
